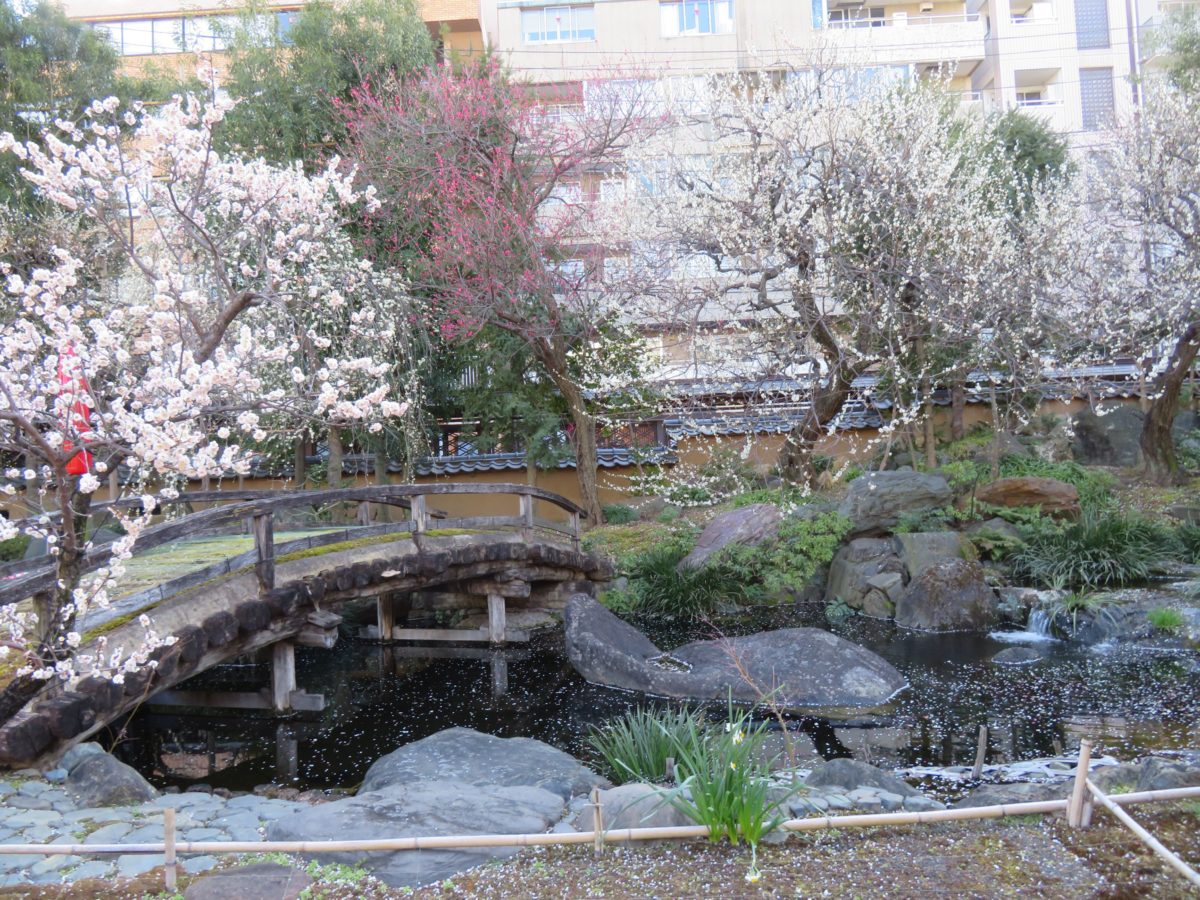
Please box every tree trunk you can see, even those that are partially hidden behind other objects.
[950,381,966,442]
[778,364,860,486]
[1141,322,1200,485]
[293,438,308,489]
[327,427,343,489]
[922,378,938,471]
[532,342,603,525]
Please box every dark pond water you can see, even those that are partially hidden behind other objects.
[111,603,1200,792]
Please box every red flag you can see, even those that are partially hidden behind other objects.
[57,344,94,476]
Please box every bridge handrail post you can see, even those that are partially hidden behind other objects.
[357,501,371,526]
[410,495,428,534]
[518,493,534,542]
[252,512,275,594]
[570,510,581,552]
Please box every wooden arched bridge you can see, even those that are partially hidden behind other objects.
[0,484,611,767]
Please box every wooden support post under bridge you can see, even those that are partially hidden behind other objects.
[271,642,296,713]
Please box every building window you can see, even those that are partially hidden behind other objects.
[521,6,596,44]
[1073,0,1109,49]
[1079,67,1114,130]
[828,7,886,27]
[660,1,734,37]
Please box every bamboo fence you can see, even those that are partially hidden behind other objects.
[0,743,1196,891]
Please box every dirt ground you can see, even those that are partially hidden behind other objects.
[3,802,1197,899]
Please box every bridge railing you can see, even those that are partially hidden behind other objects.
[0,484,586,609]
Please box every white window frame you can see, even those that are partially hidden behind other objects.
[660,0,734,37]
[522,5,597,44]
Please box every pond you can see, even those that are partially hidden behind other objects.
[109,602,1200,793]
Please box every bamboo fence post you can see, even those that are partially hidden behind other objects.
[163,807,177,891]
[591,787,605,858]
[972,725,988,781]
[1087,779,1200,887]
[1067,739,1093,828]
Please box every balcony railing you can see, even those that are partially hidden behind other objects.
[827,11,982,28]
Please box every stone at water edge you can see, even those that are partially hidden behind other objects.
[565,594,908,713]
[804,758,921,798]
[65,752,158,807]
[59,742,105,774]
[676,503,783,571]
[953,781,1070,809]
[359,727,608,800]
[570,783,692,831]
[265,780,565,888]
[893,558,999,632]
[837,471,953,537]
[992,647,1043,665]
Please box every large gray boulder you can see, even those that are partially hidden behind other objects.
[892,532,975,578]
[1071,404,1144,467]
[953,781,1070,809]
[805,758,920,798]
[823,538,905,615]
[360,728,607,801]
[677,503,782,570]
[838,471,952,536]
[66,750,158,807]
[565,595,907,714]
[893,559,998,632]
[266,780,564,888]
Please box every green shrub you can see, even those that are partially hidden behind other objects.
[663,704,793,883]
[997,456,1116,511]
[967,526,1025,561]
[894,506,961,533]
[1012,512,1175,590]
[719,512,851,595]
[0,534,30,563]
[825,596,854,622]
[656,506,681,524]
[626,542,758,619]
[939,460,983,492]
[1177,524,1200,563]
[601,504,639,525]
[587,706,708,784]
[1177,429,1200,472]
[1146,606,1186,633]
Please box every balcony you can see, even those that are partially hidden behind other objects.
[820,8,987,65]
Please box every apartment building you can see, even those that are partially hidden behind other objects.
[59,0,488,66]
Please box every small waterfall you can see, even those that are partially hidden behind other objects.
[1027,608,1053,637]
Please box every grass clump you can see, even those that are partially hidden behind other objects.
[662,703,794,884]
[624,540,758,619]
[588,706,707,784]
[1146,606,1185,633]
[1041,591,1123,637]
[1012,512,1176,590]
[601,504,639,525]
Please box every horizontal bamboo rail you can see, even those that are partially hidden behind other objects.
[0,786,1194,858]
[1086,780,1200,888]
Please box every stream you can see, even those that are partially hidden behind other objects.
[109,601,1200,793]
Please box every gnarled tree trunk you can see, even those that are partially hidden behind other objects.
[1141,322,1200,484]
[536,342,603,527]
[778,363,861,486]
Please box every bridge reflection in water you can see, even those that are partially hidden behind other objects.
[0,484,610,768]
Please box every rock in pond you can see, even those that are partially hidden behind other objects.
[570,783,692,832]
[894,559,998,632]
[565,594,907,715]
[838,471,952,537]
[824,538,905,614]
[992,647,1043,665]
[266,780,565,888]
[360,727,607,801]
[804,758,920,798]
[676,503,782,571]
